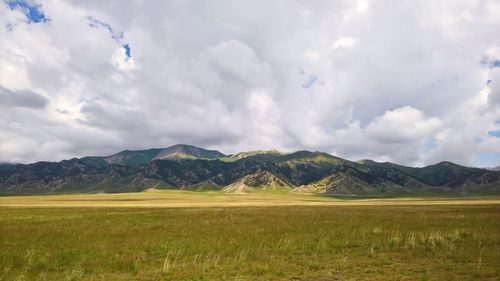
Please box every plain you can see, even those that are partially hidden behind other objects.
[1,191,499,280]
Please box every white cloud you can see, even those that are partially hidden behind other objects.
[489,68,500,106]
[366,106,441,143]
[326,107,442,165]
[331,37,357,50]
[0,0,499,167]
[111,47,136,71]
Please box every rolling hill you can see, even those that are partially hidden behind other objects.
[0,144,499,195]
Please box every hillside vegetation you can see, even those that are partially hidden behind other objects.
[1,144,499,195]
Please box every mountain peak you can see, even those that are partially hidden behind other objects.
[103,144,225,166]
[154,144,226,160]
[227,150,285,161]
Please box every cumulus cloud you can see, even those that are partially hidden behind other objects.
[0,0,499,167]
[365,106,441,144]
[327,107,442,165]
[111,46,135,71]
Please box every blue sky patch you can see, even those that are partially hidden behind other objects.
[423,138,437,151]
[79,96,100,104]
[474,151,500,168]
[123,44,131,58]
[303,75,318,88]
[87,16,124,41]
[481,56,500,68]
[299,67,323,89]
[488,130,500,138]
[87,16,132,58]
[6,0,48,23]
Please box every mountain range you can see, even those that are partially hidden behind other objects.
[1,144,499,195]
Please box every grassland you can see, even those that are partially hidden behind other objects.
[1,191,499,280]
[1,189,499,208]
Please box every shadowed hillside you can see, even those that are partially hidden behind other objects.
[1,144,499,195]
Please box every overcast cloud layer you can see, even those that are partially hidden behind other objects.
[1,0,500,167]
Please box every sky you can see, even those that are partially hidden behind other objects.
[0,0,499,167]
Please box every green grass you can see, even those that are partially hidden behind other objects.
[1,204,499,280]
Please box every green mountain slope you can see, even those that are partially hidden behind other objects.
[358,159,500,190]
[222,150,285,162]
[0,145,499,195]
[223,170,293,193]
[103,144,226,166]
[154,144,226,160]
[295,166,430,195]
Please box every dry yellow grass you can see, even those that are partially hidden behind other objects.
[0,188,499,208]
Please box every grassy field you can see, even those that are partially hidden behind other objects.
[1,191,499,280]
[1,189,499,208]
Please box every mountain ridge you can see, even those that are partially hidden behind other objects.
[1,144,499,195]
